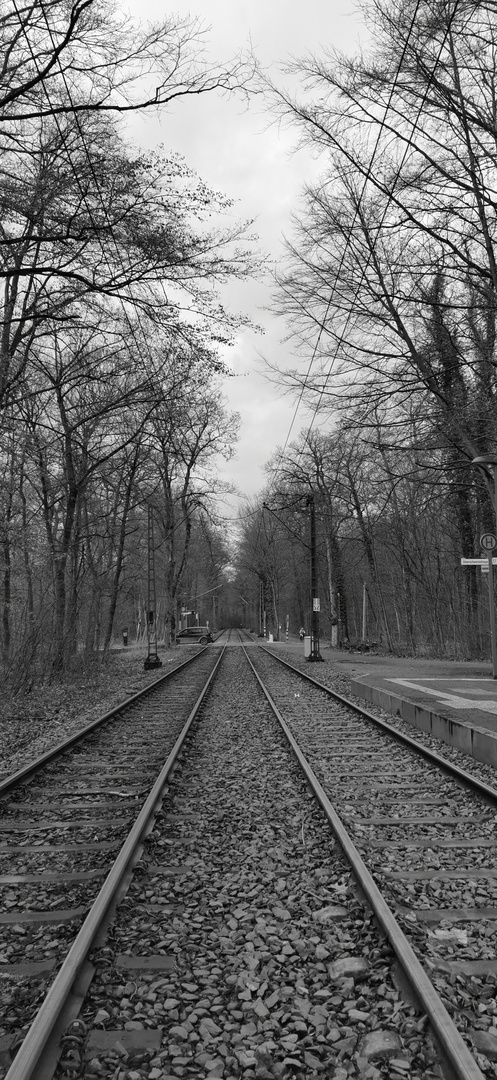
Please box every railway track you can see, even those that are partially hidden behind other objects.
[251,643,497,1077]
[0,641,226,1078]
[1,632,496,1078]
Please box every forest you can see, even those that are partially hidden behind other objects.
[0,0,258,685]
[3,0,497,683]
[234,0,497,659]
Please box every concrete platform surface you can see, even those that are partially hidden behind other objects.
[343,654,497,769]
[361,674,497,729]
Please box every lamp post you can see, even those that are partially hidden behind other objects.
[472,456,497,678]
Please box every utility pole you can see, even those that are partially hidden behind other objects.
[144,504,162,670]
[307,493,323,662]
[259,578,265,637]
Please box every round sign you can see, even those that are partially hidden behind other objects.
[481,533,497,551]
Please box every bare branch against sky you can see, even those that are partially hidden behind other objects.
[124,0,368,507]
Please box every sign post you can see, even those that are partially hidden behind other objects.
[480,534,497,678]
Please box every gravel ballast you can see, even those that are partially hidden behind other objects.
[65,648,443,1080]
[0,650,223,1074]
[251,646,497,1078]
[0,650,185,778]
[267,645,497,790]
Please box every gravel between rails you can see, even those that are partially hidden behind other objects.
[266,646,497,794]
[0,650,222,1074]
[0,651,192,778]
[58,648,445,1080]
[254,648,497,1078]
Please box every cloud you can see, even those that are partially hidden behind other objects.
[125,0,367,499]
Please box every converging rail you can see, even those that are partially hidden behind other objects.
[251,640,497,1078]
[1,631,494,1079]
[0,642,227,1080]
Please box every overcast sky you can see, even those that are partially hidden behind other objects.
[126,0,369,513]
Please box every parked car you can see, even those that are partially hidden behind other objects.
[176,626,213,645]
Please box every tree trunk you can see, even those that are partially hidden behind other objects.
[348,472,393,650]
[102,453,139,655]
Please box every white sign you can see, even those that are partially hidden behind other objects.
[312,597,320,612]
[461,558,497,565]
[481,533,497,551]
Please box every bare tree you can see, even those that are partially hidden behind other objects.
[269,0,497,511]
[0,0,253,124]
[0,104,257,406]
[147,367,239,643]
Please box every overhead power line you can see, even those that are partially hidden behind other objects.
[268,0,462,495]
[243,0,435,554]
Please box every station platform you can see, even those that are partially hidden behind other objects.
[347,655,497,771]
[266,640,497,771]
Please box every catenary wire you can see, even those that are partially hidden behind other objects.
[240,0,432,545]
[298,0,463,448]
[266,0,462,502]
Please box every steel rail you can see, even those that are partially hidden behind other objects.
[261,645,497,807]
[0,646,216,798]
[4,645,226,1080]
[243,644,486,1080]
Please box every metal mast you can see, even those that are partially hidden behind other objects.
[144,504,162,670]
[307,492,323,662]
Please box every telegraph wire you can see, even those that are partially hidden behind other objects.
[262,499,311,549]
[238,0,463,593]
[298,0,463,451]
[266,0,425,484]
[241,0,430,545]
[267,0,462,500]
